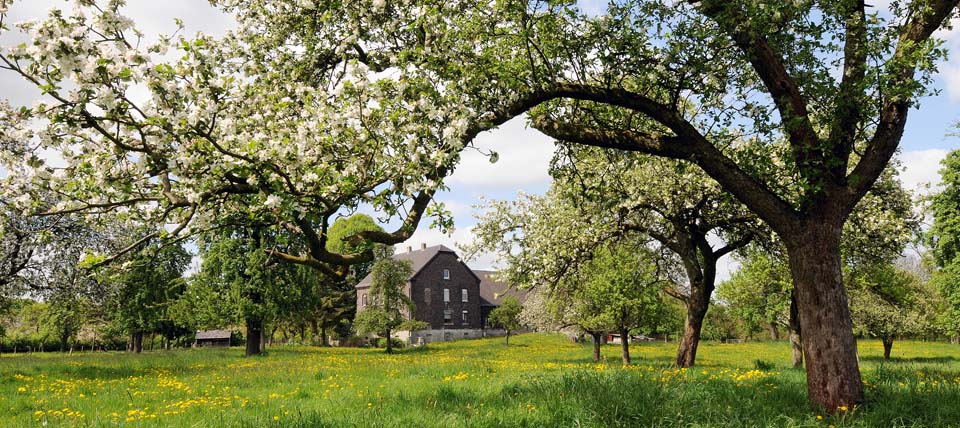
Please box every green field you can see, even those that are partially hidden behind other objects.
[1,334,959,427]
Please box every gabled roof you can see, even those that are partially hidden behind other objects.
[474,270,527,307]
[355,245,458,289]
[195,330,231,340]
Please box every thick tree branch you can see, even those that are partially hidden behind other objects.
[532,115,799,234]
[847,0,959,209]
[827,0,868,180]
[695,0,823,176]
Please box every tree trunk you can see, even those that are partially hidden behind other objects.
[769,323,780,341]
[60,332,69,353]
[245,318,263,357]
[385,328,393,354]
[132,332,143,354]
[786,224,863,410]
[789,291,804,369]
[882,338,893,360]
[505,330,511,346]
[676,299,708,368]
[590,332,602,362]
[620,328,631,365]
[321,324,329,347]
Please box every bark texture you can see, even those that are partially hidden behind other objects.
[620,329,631,365]
[131,332,143,354]
[245,318,263,357]
[787,224,863,409]
[789,292,804,369]
[590,332,602,362]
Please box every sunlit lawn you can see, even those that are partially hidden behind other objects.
[1,334,959,427]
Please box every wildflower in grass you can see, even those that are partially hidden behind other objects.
[273,415,279,420]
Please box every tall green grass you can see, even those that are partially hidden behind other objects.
[1,335,958,427]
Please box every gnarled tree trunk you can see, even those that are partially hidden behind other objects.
[882,338,893,360]
[769,323,779,341]
[789,291,803,369]
[676,304,706,368]
[590,331,603,362]
[786,223,863,409]
[131,332,143,354]
[245,318,263,357]
[620,328,631,365]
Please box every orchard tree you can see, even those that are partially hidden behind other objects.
[468,155,750,367]
[195,228,290,356]
[717,252,792,341]
[106,241,191,353]
[927,149,960,340]
[548,148,758,367]
[574,242,668,365]
[847,263,937,359]
[329,0,954,408]
[352,258,426,353]
[0,2,460,284]
[487,296,523,345]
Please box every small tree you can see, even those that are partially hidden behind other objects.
[487,296,523,345]
[848,263,936,360]
[571,243,667,365]
[353,259,425,353]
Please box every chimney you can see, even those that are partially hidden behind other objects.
[406,246,412,253]
[421,243,427,250]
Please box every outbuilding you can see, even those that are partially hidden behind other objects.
[195,330,232,347]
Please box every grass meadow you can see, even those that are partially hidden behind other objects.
[1,334,959,427]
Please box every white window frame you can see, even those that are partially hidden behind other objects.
[462,310,468,324]
[443,288,450,303]
[443,269,450,280]
[461,289,468,303]
[443,310,453,325]
[361,293,367,308]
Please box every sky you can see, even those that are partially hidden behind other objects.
[1,1,958,279]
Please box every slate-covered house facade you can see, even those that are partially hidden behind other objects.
[355,244,524,343]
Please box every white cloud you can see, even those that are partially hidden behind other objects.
[446,116,556,189]
[897,148,949,195]
[935,16,960,102]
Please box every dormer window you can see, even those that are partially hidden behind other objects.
[443,269,450,280]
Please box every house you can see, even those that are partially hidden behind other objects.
[195,330,232,347]
[475,270,527,329]
[355,244,526,343]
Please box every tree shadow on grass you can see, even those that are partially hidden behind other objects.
[862,355,959,364]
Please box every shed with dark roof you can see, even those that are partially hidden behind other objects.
[195,330,232,347]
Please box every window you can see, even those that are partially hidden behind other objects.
[443,288,450,303]
[443,310,453,325]
[461,289,468,302]
[424,288,432,304]
[462,310,468,324]
[361,293,367,308]
[443,269,450,280]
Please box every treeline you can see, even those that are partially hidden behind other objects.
[0,214,390,356]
